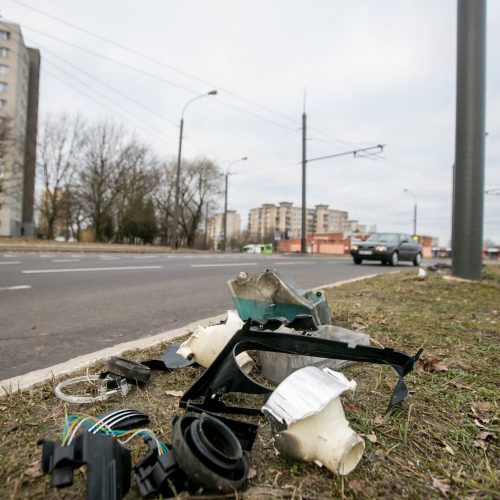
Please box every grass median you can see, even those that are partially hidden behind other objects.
[0,266,498,498]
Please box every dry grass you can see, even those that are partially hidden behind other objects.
[0,266,498,499]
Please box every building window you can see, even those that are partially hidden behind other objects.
[0,82,7,92]
[0,99,6,109]
[0,31,10,41]
[0,65,8,75]
[0,48,8,58]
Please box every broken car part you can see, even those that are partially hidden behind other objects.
[181,320,423,414]
[55,374,131,404]
[134,438,188,498]
[171,412,248,494]
[106,356,151,384]
[177,310,253,372]
[262,367,365,475]
[89,409,150,433]
[40,432,131,500]
[227,269,331,325]
[183,403,258,452]
[254,316,370,383]
[142,342,196,370]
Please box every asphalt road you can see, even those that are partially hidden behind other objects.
[0,251,405,379]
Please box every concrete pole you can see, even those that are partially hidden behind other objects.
[301,112,307,254]
[452,0,486,280]
[223,172,228,252]
[170,118,184,250]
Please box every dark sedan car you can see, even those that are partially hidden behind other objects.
[350,233,423,266]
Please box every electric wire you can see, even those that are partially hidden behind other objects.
[8,0,304,127]
[17,24,298,132]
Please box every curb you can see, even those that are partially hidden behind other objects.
[0,272,385,396]
[0,313,226,396]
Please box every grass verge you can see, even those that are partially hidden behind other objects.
[0,266,498,498]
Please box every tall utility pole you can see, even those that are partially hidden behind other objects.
[222,157,247,252]
[452,0,486,281]
[404,188,418,236]
[301,112,307,254]
[300,109,384,253]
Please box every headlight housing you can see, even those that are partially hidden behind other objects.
[351,245,359,251]
[375,246,387,252]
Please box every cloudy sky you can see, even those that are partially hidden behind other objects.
[2,0,499,245]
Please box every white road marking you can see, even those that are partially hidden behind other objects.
[0,285,31,291]
[273,261,316,265]
[39,254,55,258]
[99,257,120,260]
[3,254,17,257]
[22,265,163,274]
[190,262,258,268]
[134,255,156,259]
[0,261,21,265]
[52,259,79,263]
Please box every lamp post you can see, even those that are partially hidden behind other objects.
[404,188,417,236]
[223,156,247,252]
[170,90,217,250]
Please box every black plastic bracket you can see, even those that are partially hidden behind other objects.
[39,432,131,500]
[180,319,423,414]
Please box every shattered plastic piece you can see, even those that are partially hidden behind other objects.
[39,432,131,500]
[134,439,187,498]
[171,412,248,494]
[227,269,331,325]
[142,342,196,371]
[256,318,370,383]
[262,367,364,475]
[55,374,131,404]
[177,310,254,372]
[180,320,423,414]
[106,356,151,384]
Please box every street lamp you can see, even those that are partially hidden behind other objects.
[170,89,217,249]
[223,156,247,252]
[404,188,417,236]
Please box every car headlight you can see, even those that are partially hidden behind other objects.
[375,246,387,252]
[351,245,359,251]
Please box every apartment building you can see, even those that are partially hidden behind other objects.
[0,21,40,237]
[247,202,348,240]
[207,210,241,250]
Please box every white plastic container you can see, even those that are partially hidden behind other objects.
[262,367,365,475]
[177,310,253,372]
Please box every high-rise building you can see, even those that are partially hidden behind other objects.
[247,202,348,240]
[0,21,40,237]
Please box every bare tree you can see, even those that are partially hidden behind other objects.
[113,141,161,243]
[37,114,86,239]
[178,158,222,248]
[78,120,130,242]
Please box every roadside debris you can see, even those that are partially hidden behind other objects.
[54,374,132,404]
[228,269,331,324]
[180,319,422,414]
[262,367,365,475]
[177,310,254,372]
[41,268,423,497]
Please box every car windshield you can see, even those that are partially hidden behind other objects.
[367,233,399,243]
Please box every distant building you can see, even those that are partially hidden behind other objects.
[207,210,241,250]
[344,219,367,234]
[247,202,348,241]
[0,21,40,237]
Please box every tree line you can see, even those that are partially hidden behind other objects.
[37,114,223,247]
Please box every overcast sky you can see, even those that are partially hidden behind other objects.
[2,0,499,245]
